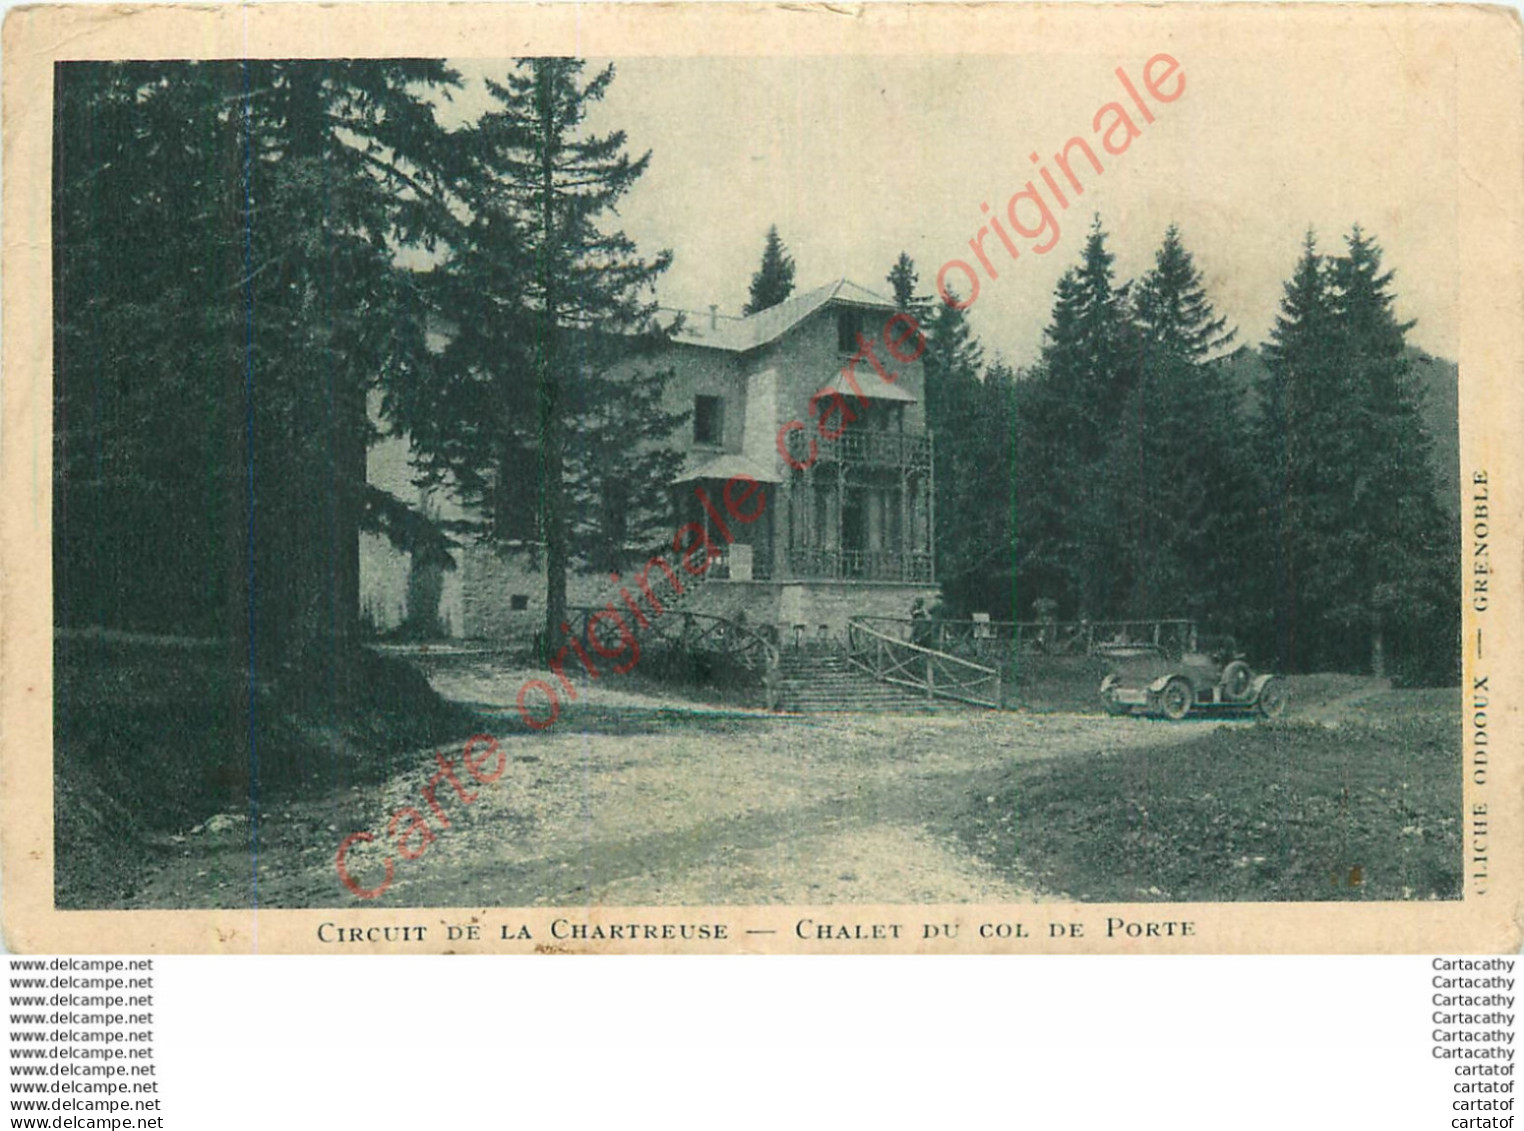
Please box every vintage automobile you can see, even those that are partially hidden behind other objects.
[1096,637,1288,720]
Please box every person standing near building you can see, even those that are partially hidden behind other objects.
[910,597,931,647]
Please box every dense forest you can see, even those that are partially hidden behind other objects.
[54,58,676,666]
[55,59,1460,694]
[904,221,1459,685]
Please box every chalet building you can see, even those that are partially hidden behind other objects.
[360,278,938,641]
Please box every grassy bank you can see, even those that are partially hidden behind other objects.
[54,633,482,908]
[951,685,1462,901]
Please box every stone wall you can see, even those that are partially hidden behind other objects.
[460,544,609,641]
[683,578,938,639]
[359,530,465,638]
[781,581,938,639]
[361,393,469,638]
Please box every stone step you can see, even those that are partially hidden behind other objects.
[777,665,948,711]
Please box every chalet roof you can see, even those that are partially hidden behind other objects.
[665,278,898,353]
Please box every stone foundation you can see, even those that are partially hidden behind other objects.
[684,579,938,639]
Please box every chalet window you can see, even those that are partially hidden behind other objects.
[694,395,723,445]
[837,308,866,353]
[510,594,529,611]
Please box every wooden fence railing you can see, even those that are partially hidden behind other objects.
[845,618,1001,709]
[566,605,780,674]
[851,615,1198,659]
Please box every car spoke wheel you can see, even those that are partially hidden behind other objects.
[1222,660,1252,701]
[1158,677,1193,721]
[1256,677,1288,719]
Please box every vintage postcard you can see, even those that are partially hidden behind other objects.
[2,2,1520,954]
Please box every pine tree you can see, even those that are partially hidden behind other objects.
[1015,218,1138,618]
[1066,216,1135,456]
[53,60,462,666]
[743,225,796,315]
[54,62,243,638]
[964,358,1020,618]
[921,292,989,612]
[1256,225,1453,677]
[1256,230,1349,670]
[1133,224,1235,361]
[451,58,674,651]
[244,61,463,664]
[562,333,689,576]
[886,251,925,313]
[1328,227,1451,677]
[1111,226,1253,628]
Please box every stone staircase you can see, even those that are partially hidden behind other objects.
[775,643,954,714]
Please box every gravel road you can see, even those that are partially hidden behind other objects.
[127,659,1227,909]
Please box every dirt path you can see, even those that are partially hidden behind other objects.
[125,660,1235,910]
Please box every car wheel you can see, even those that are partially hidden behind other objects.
[1158,677,1193,721]
[1256,677,1289,719]
[1222,660,1252,701]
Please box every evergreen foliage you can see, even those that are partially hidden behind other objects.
[886,251,926,315]
[54,59,461,665]
[52,58,1461,688]
[54,57,683,664]
[1015,219,1140,618]
[1111,226,1256,629]
[896,255,1015,618]
[480,59,675,647]
[1255,227,1457,678]
[743,225,796,315]
[387,58,680,645]
[920,287,989,611]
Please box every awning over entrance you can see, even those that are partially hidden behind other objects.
[825,369,918,404]
[670,453,783,485]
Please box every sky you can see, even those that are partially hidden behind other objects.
[445,47,1458,371]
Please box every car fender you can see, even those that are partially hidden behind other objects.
[1147,675,1179,694]
[1249,673,1276,701]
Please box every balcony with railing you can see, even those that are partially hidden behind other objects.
[781,427,932,471]
[834,430,931,469]
[785,547,932,583]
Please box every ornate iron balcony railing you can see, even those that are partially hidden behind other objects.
[784,547,932,582]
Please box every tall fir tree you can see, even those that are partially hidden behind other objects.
[561,336,689,576]
[53,59,462,669]
[54,62,243,639]
[1064,216,1135,460]
[1257,230,1350,670]
[1327,227,1453,678]
[964,358,1020,618]
[1016,218,1138,618]
[886,251,926,314]
[1110,225,1254,629]
[239,60,462,666]
[1254,225,1453,676]
[743,225,796,315]
[920,291,989,612]
[1133,224,1235,361]
[451,58,674,651]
